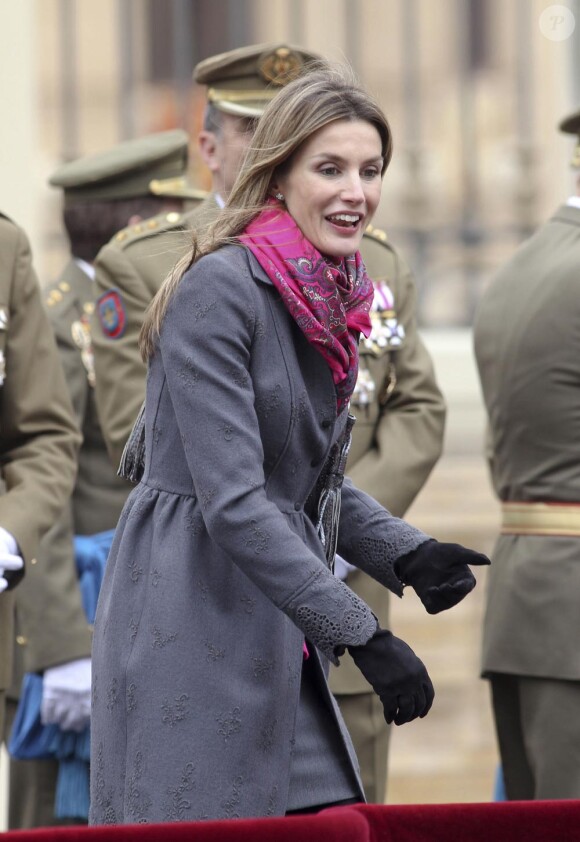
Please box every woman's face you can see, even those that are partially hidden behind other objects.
[274,119,384,258]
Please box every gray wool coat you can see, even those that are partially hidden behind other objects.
[89,244,429,824]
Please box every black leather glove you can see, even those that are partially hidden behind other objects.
[395,539,490,614]
[347,628,434,726]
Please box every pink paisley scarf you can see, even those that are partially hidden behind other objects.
[242,206,373,414]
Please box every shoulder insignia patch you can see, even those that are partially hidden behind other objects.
[97,288,126,339]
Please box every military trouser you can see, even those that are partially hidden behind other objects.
[491,673,580,800]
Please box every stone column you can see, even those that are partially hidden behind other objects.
[0,0,38,249]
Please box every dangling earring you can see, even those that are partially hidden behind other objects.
[274,192,285,202]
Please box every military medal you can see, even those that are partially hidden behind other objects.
[361,281,405,356]
[71,314,96,387]
[352,282,404,411]
[350,365,376,412]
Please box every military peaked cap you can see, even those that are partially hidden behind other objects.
[559,107,580,169]
[193,42,322,118]
[49,130,195,204]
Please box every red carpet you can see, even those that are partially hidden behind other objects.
[0,809,369,841]
[4,801,580,840]
[348,800,580,841]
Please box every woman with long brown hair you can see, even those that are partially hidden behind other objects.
[90,63,487,823]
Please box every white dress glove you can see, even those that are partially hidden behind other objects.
[0,526,24,592]
[334,553,357,581]
[41,657,92,732]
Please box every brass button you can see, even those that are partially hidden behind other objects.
[166,212,181,224]
[16,635,28,646]
[30,557,37,565]
[59,282,71,292]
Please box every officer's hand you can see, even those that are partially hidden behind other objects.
[0,526,24,592]
[347,628,434,725]
[41,657,92,732]
[396,539,490,614]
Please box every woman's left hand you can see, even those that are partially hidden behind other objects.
[395,539,490,614]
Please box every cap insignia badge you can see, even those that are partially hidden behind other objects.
[259,48,302,86]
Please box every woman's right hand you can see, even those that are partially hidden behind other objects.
[347,628,434,725]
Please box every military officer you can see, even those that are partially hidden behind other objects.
[92,44,446,804]
[92,43,321,468]
[473,108,580,799]
[0,214,80,740]
[6,130,196,829]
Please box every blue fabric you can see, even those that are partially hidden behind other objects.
[8,530,113,818]
[8,673,61,760]
[74,530,114,624]
[55,758,91,819]
[493,765,507,801]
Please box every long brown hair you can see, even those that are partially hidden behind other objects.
[140,62,392,360]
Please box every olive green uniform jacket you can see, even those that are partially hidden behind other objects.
[92,200,446,698]
[92,197,218,468]
[0,216,80,732]
[7,260,131,831]
[474,204,580,679]
[12,260,131,684]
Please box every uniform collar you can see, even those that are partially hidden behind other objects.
[74,257,95,280]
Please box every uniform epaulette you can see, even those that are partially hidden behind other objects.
[364,223,389,244]
[112,210,186,250]
[149,181,209,203]
[45,279,76,311]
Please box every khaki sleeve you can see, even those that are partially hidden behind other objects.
[347,251,446,517]
[16,501,92,672]
[92,244,150,468]
[13,297,93,673]
[0,226,81,564]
